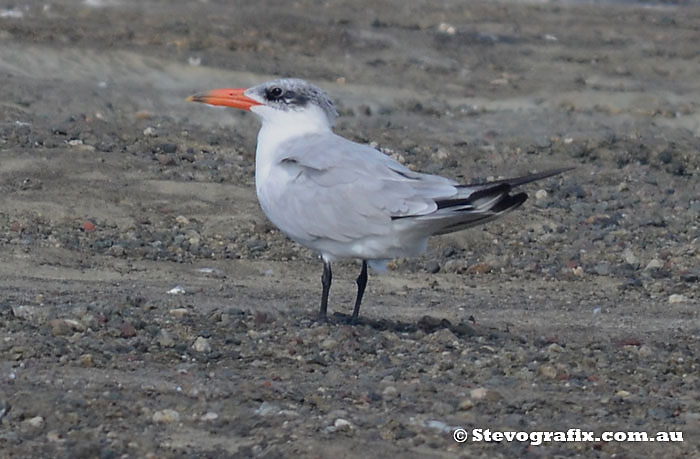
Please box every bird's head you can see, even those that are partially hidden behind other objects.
[188,78,338,131]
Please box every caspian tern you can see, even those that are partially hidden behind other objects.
[188,78,570,322]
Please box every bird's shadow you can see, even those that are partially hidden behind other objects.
[328,312,513,341]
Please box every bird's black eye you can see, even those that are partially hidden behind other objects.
[266,86,284,100]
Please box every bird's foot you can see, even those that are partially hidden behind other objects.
[316,311,329,323]
[330,312,362,326]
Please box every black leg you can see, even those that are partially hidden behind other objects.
[351,260,368,323]
[319,259,332,322]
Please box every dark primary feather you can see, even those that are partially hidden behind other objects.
[397,168,571,236]
[462,167,575,189]
[434,183,512,210]
[435,192,528,234]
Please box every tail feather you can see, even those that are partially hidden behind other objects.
[435,183,511,211]
[432,190,527,235]
[461,167,575,190]
[427,167,571,235]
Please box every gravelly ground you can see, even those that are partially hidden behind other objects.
[0,0,698,457]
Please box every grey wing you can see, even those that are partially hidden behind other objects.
[272,134,459,242]
[271,133,570,243]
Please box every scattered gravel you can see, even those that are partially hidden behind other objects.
[0,1,698,458]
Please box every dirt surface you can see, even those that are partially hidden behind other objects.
[1,0,699,457]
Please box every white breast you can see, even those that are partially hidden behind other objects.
[252,104,333,241]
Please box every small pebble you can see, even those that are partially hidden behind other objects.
[334,418,353,430]
[192,336,211,353]
[458,398,474,411]
[645,259,663,270]
[437,22,456,35]
[246,239,268,252]
[23,416,44,428]
[535,137,552,148]
[467,262,492,274]
[424,419,452,433]
[425,261,440,274]
[134,110,152,120]
[156,329,175,348]
[157,153,176,164]
[169,308,189,317]
[107,245,125,256]
[46,430,65,444]
[255,402,277,416]
[83,221,96,233]
[158,143,178,154]
[594,263,611,276]
[152,409,180,423]
[79,354,94,367]
[120,322,137,338]
[50,319,82,336]
[637,344,653,357]
[622,248,639,267]
[320,338,338,350]
[535,189,548,200]
[668,294,687,304]
[538,364,558,379]
[11,305,39,321]
[382,386,399,400]
[80,313,99,329]
[167,286,186,295]
[443,259,466,273]
[200,412,219,422]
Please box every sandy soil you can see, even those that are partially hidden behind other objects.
[1,0,699,457]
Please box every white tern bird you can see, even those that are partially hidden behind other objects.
[188,78,569,322]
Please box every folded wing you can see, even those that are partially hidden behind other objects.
[270,133,568,242]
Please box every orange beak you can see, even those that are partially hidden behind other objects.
[187,88,262,111]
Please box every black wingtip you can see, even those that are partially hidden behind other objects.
[436,183,511,210]
[492,191,527,213]
[464,166,575,189]
[506,166,575,188]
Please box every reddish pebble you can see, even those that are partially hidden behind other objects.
[617,337,642,347]
[83,221,96,232]
[120,321,137,338]
[467,262,493,274]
